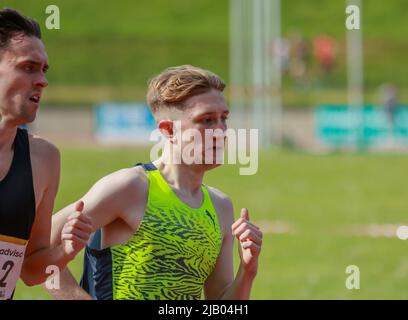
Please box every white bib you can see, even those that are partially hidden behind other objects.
[0,236,27,300]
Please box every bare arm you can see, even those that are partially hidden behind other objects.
[204,196,234,299]
[204,193,262,300]
[20,143,68,286]
[43,200,95,300]
[50,168,144,247]
[47,168,144,299]
[221,208,262,299]
[46,268,92,300]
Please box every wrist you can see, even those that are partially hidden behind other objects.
[59,243,76,263]
[238,263,257,281]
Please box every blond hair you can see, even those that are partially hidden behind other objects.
[146,65,225,113]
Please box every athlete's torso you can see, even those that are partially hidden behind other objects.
[80,162,224,300]
[0,128,36,300]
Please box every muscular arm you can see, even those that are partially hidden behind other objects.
[205,231,256,300]
[204,195,235,299]
[204,191,262,300]
[46,267,92,300]
[47,167,145,299]
[20,141,71,286]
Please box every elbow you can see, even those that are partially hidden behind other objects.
[21,276,41,287]
[20,268,46,287]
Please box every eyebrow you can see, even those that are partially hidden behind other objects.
[20,59,49,72]
[194,110,230,117]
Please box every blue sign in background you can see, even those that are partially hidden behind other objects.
[94,102,157,143]
[315,104,408,148]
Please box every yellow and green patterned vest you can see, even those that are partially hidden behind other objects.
[80,162,222,300]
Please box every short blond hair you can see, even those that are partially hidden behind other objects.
[146,65,225,113]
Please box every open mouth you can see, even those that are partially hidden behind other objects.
[29,94,41,104]
[212,146,224,153]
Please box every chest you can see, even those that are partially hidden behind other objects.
[0,152,36,240]
[28,152,48,212]
[133,202,223,260]
[0,151,14,182]
[101,200,146,248]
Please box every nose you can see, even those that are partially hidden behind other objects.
[216,118,227,132]
[34,73,48,88]
[212,123,226,142]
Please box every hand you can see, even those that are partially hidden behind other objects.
[61,201,93,259]
[231,208,263,278]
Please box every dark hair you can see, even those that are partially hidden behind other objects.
[0,8,41,51]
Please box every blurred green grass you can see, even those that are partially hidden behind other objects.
[4,0,408,106]
[14,147,408,299]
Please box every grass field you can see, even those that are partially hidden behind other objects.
[14,147,408,299]
[6,0,408,106]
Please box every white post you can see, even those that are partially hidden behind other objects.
[269,0,282,147]
[229,0,245,130]
[243,0,253,130]
[346,0,364,148]
[230,0,282,149]
[263,0,272,149]
[252,0,265,147]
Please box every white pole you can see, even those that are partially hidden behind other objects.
[263,0,272,149]
[346,0,364,148]
[230,0,282,149]
[269,0,282,147]
[229,0,245,130]
[244,0,253,130]
[252,0,265,147]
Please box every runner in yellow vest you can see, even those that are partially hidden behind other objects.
[48,65,263,300]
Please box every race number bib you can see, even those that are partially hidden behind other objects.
[0,235,27,300]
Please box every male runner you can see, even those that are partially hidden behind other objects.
[48,65,263,300]
[0,8,92,300]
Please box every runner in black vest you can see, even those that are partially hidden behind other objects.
[0,8,92,300]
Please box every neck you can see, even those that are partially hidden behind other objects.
[154,158,205,197]
[0,116,18,153]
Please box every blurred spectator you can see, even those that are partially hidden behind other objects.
[313,35,337,76]
[269,37,291,74]
[290,34,310,87]
[379,83,399,127]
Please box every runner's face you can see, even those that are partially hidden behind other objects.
[178,89,229,168]
[0,35,48,125]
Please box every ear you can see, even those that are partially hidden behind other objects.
[158,120,174,141]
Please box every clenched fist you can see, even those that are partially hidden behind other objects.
[231,208,262,277]
[60,200,93,259]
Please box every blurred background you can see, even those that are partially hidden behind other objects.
[6,0,408,299]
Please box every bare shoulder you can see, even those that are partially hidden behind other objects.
[28,134,60,191]
[84,165,149,225]
[28,134,60,167]
[90,165,148,201]
[99,165,147,188]
[206,185,232,208]
[205,185,234,229]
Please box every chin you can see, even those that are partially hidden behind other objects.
[25,113,37,123]
[19,113,37,125]
[202,163,223,171]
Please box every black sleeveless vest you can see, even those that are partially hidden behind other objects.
[0,128,36,240]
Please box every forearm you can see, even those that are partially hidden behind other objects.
[219,265,256,300]
[46,267,92,300]
[24,202,94,286]
[21,244,74,286]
